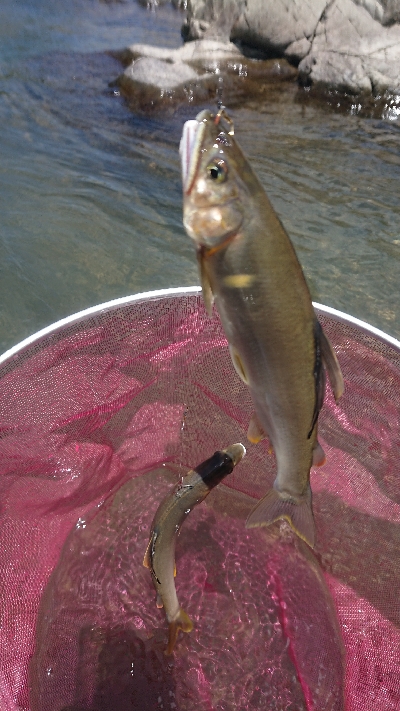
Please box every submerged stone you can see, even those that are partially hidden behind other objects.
[121,56,207,92]
[115,39,297,113]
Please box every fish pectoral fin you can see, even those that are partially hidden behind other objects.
[156,593,164,609]
[308,321,327,439]
[165,608,193,655]
[229,345,249,385]
[247,412,267,444]
[197,249,214,317]
[312,440,326,467]
[174,562,177,578]
[143,538,152,569]
[246,487,315,548]
[319,323,344,403]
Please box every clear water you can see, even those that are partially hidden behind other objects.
[0,0,399,355]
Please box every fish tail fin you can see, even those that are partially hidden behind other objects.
[246,488,315,548]
[165,608,193,655]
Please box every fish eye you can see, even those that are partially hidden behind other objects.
[206,159,228,183]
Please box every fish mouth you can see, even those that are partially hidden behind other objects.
[180,109,235,195]
[179,117,205,196]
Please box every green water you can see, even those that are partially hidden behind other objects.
[0,0,399,354]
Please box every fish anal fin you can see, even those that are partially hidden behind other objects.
[246,488,315,548]
[319,323,344,403]
[197,249,214,317]
[312,440,326,467]
[165,608,193,655]
[143,538,152,569]
[229,345,249,385]
[247,412,267,444]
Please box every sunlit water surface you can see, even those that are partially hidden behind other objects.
[0,0,399,355]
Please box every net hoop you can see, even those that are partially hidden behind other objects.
[1,287,399,365]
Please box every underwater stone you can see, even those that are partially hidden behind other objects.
[117,55,218,111]
[122,56,201,91]
[115,39,297,113]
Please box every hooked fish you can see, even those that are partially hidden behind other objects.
[143,443,246,654]
[180,108,344,549]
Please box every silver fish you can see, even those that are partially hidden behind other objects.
[180,108,344,548]
[143,443,246,654]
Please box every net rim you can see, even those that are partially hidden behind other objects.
[0,287,399,367]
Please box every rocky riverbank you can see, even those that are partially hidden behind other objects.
[113,0,400,117]
[183,0,400,96]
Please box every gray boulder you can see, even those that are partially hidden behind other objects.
[183,0,400,94]
[298,0,400,94]
[183,0,327,53]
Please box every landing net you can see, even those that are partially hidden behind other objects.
[0,288,399,711]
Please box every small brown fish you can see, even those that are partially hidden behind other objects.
[143,443,246,654]
[180,108,344,548]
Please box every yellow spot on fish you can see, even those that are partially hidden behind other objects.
[248,434,262,444]
[223,274,255,288]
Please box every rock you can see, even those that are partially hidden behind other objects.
[298,0,400,94]
[123,56,200,90]
[182,0,246,41]
[231,0,327,57]
[183,0,326,57]
[125,38,244,66]
[183,0,400,95]
[383,0,400,25]
[117,55,218,111]
[115,39,297,112]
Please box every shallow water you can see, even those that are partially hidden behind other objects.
[0,0,399,355]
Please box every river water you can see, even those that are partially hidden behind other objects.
[0,0,399,355]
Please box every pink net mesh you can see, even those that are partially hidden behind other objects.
[0,288,399,711]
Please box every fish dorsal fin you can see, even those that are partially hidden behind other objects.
[308,320,326,439]
[229,344,249,385]
[319,324,344,403]
[197,249,214,317]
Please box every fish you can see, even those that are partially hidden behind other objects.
[143,443,246,654]
[179,108,344,549]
